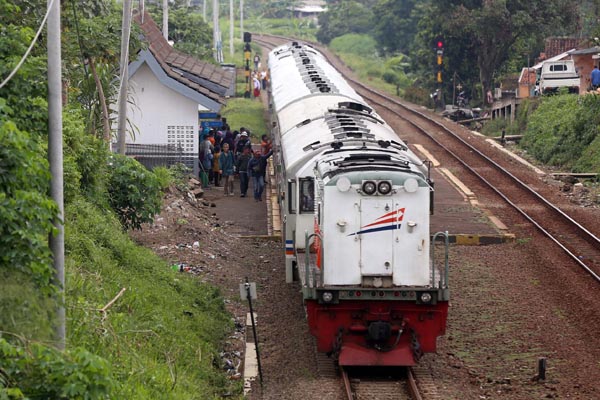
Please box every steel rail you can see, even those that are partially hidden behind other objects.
[407,368,423,400]
[340,367,353,400]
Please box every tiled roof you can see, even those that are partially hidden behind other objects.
[132,9,232,105]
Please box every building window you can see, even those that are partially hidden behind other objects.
[167,125,195,153]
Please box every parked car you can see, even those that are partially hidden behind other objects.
[538,60,580,94]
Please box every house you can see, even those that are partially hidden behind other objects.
[121,9,234,174]
[291,0,327,21]
[569,46,600,92]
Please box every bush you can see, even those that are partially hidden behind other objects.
[152,166,173,191]
[0,115,57,293]
[0,337,116,399]
[330,34,378,58]
[521,94,600,169]
[107,155,162,230]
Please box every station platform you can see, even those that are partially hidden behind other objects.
[206,148,513,246]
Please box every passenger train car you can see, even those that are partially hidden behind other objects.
[267,42,449,366]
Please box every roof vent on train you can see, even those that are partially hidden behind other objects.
[338,102,373,114]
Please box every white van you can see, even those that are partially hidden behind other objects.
[539,60,580,94]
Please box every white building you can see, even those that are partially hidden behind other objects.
[122,10,233,173]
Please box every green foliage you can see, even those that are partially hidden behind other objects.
[148,5,212,60]
[65,198,234,398]
[221,98,268,140]
[107,155,163,230]
[0,337,116,399]
[521,94,600,170]
[372,0,419,55]
[0,110,57,292]
[152,166,174,190]
[316,1,375,44]
[63,106,110,205]
[329,34,378,58]
[0,0,48,134]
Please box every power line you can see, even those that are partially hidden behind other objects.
[0,0,56,90]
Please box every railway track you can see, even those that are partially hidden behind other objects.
[254,34,600,284]
[341,367,422,400]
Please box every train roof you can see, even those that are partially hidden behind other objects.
[279,103,425,177]
[268,43,364,114]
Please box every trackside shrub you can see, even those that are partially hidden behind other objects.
[521,94,600,169]
[0,337,116,399]
[107,154,162,230]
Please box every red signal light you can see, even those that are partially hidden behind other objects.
[437,40,444,49]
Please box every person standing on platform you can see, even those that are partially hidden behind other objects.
[219,142,235,196]
[212,145,221,187]
[247,149,273,202]
[235,145,252,197]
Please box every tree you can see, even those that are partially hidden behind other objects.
[316,1,375,44]
[428,0,578,99]
[382,55,413,95]
[372,0,419,55]
[62,0,142,143]
[147,3,213,59]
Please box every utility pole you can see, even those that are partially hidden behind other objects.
[47,0,65,351]
[117,0,132,155]
[162,0,168,40]
[203,0,206,20]
[229,0,234,56]
[213,0,218,61]
[240,0,244,42]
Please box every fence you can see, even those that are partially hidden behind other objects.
[120,143,196,171]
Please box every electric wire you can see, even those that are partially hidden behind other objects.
[0,0,56,90]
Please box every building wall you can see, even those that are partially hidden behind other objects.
[128,63,199,154]
[572,54,595,93]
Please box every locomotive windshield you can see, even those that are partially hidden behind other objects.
[299,178,315,213]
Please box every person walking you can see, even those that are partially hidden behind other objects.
[253,74,261,99]
[247,149,273,201]
[235,131,251,156]
[219,142,235,196]
[235,145,252,197]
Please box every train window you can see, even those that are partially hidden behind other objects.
[288,180,297,214]
[299,178,315,214]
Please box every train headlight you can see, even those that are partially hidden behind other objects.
[420,292,432,303]
[322,291,334,303]
[377,180,392,195]
[336,176,351,192]
[404,178,419,193]
[362,180,377,195]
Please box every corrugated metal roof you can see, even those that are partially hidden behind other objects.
[532,50,576,69]
[569,46,600,55]
[132,9,232,106]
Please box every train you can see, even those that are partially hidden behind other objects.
[267,42,449,367]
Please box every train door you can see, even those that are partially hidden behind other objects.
[359,198,396,276]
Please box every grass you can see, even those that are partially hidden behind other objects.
[221,97,268,141]
[64,196,239,399]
